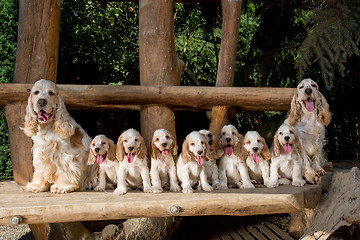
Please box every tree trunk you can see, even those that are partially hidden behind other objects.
[209,0,242,148]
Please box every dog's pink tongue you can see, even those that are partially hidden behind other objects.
[225,146,233,156]
[284,143,293,154]
[252,154,260,164]
[209,144,214,151]
[196,156,204,165]
[127,153,135,163]
[97,155,104,165]
[162,150,169,156]
[305,100,315,112]
[37,111,50,122]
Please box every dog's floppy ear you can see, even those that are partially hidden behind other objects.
[23,92,38,137]
[87,144,97,165]
[294,132,303,155]
[116,135,125,162]
[54,95,75,139]
[107,138,117,161]
[137,135,147,160]
[288,94,302,126]
[273,132,281,157]
[259,136,272,160]
[170,133,178,156]
[233,133,245,159]
[150,138,160,159]
[181,139,191,164]
[317,92,331,126]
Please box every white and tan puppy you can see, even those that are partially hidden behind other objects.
[150,129,181,193]
[23,79,92,194]
[218,124,254,189]
[87,135,117,191]
[267,124,306,188]
[199,129,221,189]
[285,78,331,176]
[177,131,213,193]
[114,129,152,195]
[242,131,272,186]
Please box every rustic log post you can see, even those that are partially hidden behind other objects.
[4,0,62,186]
[139,0,184,149]
[135,0,184,239]
[4,1,61,239]
[209,0,242,150]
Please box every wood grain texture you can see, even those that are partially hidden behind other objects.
[0,181,321,225]
[0,84,296,111]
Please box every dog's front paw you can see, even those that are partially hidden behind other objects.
[267,180,279,188]
[51,184,78,194]
[202,185,213,192]
[241,182,255,189]
[94,185,106,192]
[27,182,50,192]
[305,169,320,184]
[316,168,326,176]
[170,184,181,192]
[152,187,163,194]
[182,188,193,194]
[114,186,127,195]
[292,179,306,187]
[217,184,228,190]
[143,187,153,193]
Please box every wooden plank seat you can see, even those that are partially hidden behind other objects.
[0,180,321,225]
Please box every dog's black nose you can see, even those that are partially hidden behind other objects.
[162,143,167,147]
[94,147,100,153]
[253,147,258,152]
[225,138,231,142]
[128,146,134,151]
[197,150,203,155]
[37,99,47,108]
[305,88,312,95]
[208,133,213,138]
[284,136,290,142]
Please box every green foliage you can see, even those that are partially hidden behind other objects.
[0,0,18,178]
[58,0,139,85]
[297,2,360,89]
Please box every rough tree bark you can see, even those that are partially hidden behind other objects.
[209,0,242,150]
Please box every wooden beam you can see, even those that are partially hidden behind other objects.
[0,84,296,111]
[0,181,321,225]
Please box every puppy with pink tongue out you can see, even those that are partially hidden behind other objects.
[176,131,213,193]
[242,131,272,186]
[114,129,152,195]
[218,125,255,189]
[267,124,306,188]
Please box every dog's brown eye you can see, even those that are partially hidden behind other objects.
[246,141,251,144]
[299,86,304,89]
[232,132,236,135]
[257,139,261,143]
[135,139,138,142]
[155,138,159,141]
[311,84,317,88]
[166,135,170,139]
[279,132,283,135]
[92,143,95,146]
[221,132,225,136]
[201,141,204,144]
[124,140,128,143]
[190,143,195,146]
[101,142,106,145]
[49,91,55,96]
[290,130,293,134]
[34,91,39,95]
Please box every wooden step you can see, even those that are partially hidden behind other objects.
[0,180,321,225]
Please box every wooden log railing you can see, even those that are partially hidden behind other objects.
[0,84,296,111]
